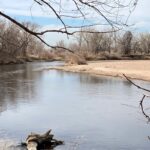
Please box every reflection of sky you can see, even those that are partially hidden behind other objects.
[0,62,150,149]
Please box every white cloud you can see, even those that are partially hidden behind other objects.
[133,21,150,32]
[0,0,55,17]
[122,0,150,32]
[131,0,150,18]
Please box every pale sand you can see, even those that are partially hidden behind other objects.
[49,60,150,81]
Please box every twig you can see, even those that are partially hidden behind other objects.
[123,74,150,92]
[139,95,150,122]
[123,74,150,122]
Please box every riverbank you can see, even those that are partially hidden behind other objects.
[0,57,59,65]
[49,60,150,81]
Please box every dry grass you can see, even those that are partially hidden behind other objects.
[65,54,87,65]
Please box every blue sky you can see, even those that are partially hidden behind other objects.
[11,15,89,27]
[0,0,150,45]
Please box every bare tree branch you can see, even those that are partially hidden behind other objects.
[123,74,150,92]
[123,74,150,122]
[0,11,76,53]
[0,0,138,51]
[34,0,67,32]
[78,0,114,27]
[140,95,150,122]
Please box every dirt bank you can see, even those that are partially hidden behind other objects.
[49,60,150,81]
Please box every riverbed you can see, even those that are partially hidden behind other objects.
[0,62,150,150]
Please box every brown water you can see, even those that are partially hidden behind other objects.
[0,62,150,150]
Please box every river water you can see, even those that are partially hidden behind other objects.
[0,62,150,150]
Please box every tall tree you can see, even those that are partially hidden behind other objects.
[122,31,133,55]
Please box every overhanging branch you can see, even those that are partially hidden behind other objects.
[140,95,150,122]
[0,0,138,52]
[123,74,150,92]
[123,74,150,122]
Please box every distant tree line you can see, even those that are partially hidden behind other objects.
[56,29,150,60]
[1,18,150,65]
[0,19,53,64]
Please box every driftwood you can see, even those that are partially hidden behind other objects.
[22,129,63,150]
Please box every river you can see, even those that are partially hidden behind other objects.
[0,62,150,150]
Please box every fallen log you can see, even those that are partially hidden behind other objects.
[22,129,63,150]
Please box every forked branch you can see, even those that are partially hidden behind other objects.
[123,74,150,122]
[140,95,150,122]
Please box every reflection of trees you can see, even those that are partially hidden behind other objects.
[79,74,132,86]
[79,74,106,84]
[0,63,44,113]
[56,71,112,84]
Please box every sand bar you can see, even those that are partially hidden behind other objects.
[49,60,150,81]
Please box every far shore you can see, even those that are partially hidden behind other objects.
[48,60,150,81]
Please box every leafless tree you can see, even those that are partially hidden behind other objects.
[0,0,138,52]
[75,28,113,54]
[120,31,133,55]
[139,33,150,54]
[0,21,21,56]
[0,19,48,63]
[131,34,141,54]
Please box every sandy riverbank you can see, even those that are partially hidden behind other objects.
[49,60,150,81]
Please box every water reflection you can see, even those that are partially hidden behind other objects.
[0,62,62,113]
[0,62,150,150]
[0,65,36,113]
